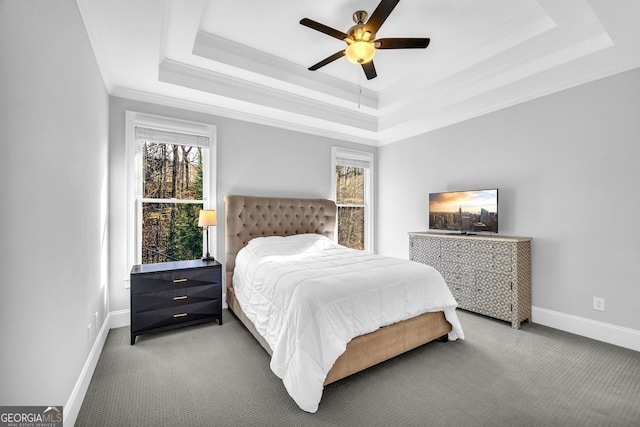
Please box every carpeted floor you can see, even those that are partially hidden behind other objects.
[75,309,640,426]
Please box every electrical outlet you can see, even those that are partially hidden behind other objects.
[593,297,605,311]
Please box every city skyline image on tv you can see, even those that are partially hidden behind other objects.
[429,189,498,233]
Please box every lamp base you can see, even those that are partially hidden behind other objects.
[202,255,215,261]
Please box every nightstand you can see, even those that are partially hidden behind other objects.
[130,259,222,345]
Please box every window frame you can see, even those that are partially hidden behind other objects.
[331,147,374,252]
[125,112,217,282]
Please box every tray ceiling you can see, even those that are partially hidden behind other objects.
[77,0,640,146]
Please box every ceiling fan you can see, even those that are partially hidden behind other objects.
[300,0,430,80]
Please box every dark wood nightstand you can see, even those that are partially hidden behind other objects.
[130,259,222,345]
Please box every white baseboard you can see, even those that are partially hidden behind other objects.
[532,306,640,352]
[63,314,111,427]
[109,309,131,329]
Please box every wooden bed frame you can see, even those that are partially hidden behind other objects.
[224,195,452,385]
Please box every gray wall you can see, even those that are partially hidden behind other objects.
[0,0,109,405]
[378,67,640,331]
[108,97,377,312]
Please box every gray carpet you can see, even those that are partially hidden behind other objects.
[75,309,640,426]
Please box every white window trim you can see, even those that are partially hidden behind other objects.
[331,146,374,253]
[125,111,217,286]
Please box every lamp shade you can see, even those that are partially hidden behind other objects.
[345,41,375,64]
[198,210,217,227]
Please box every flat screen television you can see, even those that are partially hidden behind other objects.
[429,189,498,234]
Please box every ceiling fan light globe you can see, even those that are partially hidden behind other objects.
[345,41,375,65]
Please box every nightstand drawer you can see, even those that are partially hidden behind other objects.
[131,269,219,294]
[131,300,220,334]
[132,283,221,313]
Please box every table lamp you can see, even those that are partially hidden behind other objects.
[198,209,217,261]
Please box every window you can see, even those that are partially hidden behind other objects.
[126,112,216,270]
[331,147,374,252]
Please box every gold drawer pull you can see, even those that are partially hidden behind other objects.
[173,313,188,318]
[173,296,188,301]
[173,278,188,283]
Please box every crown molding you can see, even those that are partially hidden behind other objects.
[378,11,614,132]
[158,59,378,132]
[380,2,556,111]
[192,31,378,110]
[110,86,380,147]
[376,59,640,147]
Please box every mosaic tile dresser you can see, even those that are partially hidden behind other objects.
[409,232,532,329]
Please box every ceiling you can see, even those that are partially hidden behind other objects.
[77,0,640,146]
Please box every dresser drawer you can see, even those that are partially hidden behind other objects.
[409,236,440,266]
[470,240,512,255]
[468,291,512,321]
[131,300,220,334]
[449,283,470,308]
[441,250,471,264]
[439,261,474,275]
[132,283,221,313]
[470,271,513,320]
[411,251,440,267]
[474,253,512,272]
[132,268,219,294]
[476,270,512,295]
[441,239,471,252]
[442,270,474,287]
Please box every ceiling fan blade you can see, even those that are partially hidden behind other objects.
[361,61,377,80]
[375,38,430,49]
[365,0,400,35]
[308,50,346,71]
[300,18,349,41]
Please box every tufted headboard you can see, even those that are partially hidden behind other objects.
[224,195,337,287]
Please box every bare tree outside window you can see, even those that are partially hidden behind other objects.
[141,141,203,263]
[336,165,365,250]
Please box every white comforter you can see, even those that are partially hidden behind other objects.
[233,234,464,413]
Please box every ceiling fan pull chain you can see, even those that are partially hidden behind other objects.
[358,68,362,109]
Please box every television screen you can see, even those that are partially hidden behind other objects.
[429,189,498,233]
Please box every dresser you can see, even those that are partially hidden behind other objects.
[409,232,532,329]
[130,259,222,344]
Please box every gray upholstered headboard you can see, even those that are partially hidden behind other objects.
[224,195,337,285]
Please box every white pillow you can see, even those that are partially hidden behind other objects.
[244,233,337,257]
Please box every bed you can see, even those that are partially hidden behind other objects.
[224,195,463,412]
